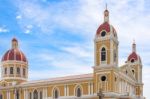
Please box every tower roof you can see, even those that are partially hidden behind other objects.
[96,7,117,37]
[127,41,141,62]
[1,38,27,62]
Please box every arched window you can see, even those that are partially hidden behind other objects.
[4,67,7,74]
[114,50,117,62]
[76,87,82,97]
[53,88,59,99]
[17,67,20,74]
[10,67,13,74]
[33,90,38,99]
[40,91,43,99]
[0,94,2,99]
[77,87,81,97]
[101,47,106,61]
[23,68,26,76]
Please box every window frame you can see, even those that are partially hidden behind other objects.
[76,87,82,97]
[33,90,38,99]
[23,68,26,76]
[10,67,13,74]
[53,88,59,99]
[101,31,106,37]
[101,47,106,62]
[17,67,20,75]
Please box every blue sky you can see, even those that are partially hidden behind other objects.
[0,0,150,98]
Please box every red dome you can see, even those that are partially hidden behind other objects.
[2,49,27,62]
[127,52,139,61]
[96,22,117,36]
[97,22,110,34]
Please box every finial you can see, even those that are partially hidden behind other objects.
[104,3,109,22]
[12,38,18,49]
[132,40,136,52]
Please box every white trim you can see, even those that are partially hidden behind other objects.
[64,85,67,96]
[95,35,110,42]
[2,77,27,81]
[67,85,69,96]
[1,61,28,65]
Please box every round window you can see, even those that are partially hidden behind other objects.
[132,70,134,74]
[101,31,106,37]
[101,76,106,81]
[115,77,117,81]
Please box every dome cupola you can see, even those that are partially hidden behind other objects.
[1,38,28,84]
[2,38,27,62]
[127,41,141,63]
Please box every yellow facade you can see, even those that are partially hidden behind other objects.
[0,8,145,99]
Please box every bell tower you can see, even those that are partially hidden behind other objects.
[93,6,119,94]
[94,7,119,68]
[127,41,143,96]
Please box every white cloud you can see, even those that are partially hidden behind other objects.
[0,26,9,33]
[24,29,30,34]
[16,15,22,19]
[24,24,33,34]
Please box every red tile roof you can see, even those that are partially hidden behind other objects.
[128,52,138,61]
[97,22,110,35]
[2,49,27,62]
[96,22,117,37]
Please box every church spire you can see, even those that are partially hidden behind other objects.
[132,40,136,52]
[104,4,109,22]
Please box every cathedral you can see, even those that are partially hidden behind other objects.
[0,7,145,99]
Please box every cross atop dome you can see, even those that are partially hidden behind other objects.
[12,38,18,49]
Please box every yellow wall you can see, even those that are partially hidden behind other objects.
[95,40,111,66]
